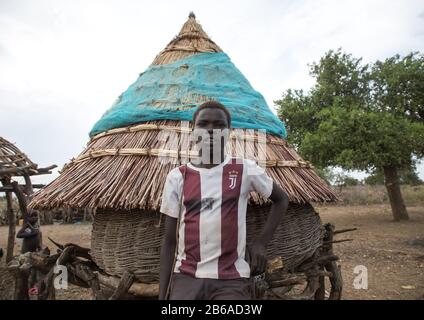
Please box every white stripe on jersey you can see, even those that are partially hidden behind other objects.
[196,167,223,278]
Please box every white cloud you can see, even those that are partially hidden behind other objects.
[1,0,424,184]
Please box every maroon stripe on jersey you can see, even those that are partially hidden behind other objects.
[219,159,243,278]
[178,166,201,277]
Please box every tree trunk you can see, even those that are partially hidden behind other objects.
[39,210,53,225]
[13,269,29,300]
[64,208,73,224]
[11,181,29,223]
[383,165,409,221]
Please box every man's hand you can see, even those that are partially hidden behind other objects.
[247,242,267,275]
[248,182,289,276]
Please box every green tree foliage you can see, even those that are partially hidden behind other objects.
[365,166,424,186]
[333,173,361,191]
[372,53,424,122]
[315,167,336,185]
[300,107,424,171]
[275,49,424,221]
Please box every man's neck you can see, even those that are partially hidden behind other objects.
[190,151,226,169]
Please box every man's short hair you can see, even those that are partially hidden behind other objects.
[192,100,232,127]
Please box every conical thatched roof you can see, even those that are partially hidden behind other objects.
[151,12,222,65]
[29,14,338,211]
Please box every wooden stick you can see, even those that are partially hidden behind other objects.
[0,184,44,192]
[37,165,57,172]
[333,228,357,235]
[47,237,92,260]
[48,237,64,250]
[2,180,16,263]
[96,272,158,298]
[298,254,339,271]
[23,173,34,196]
[269,275,307,288]
[314,268,326,300]
[5,194,15,262]
[108,271,135,300]
[0,165,32,175]
[7,252,57,274]
[323,223,343,300]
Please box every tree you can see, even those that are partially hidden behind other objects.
[372,53,424,123]
[333,172,361,192]
[399,167,424,186]
[364,171,385,186]
[276,49,424,221]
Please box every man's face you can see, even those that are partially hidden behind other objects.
[193,108,230,160]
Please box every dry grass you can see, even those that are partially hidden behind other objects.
[151,13,222,66]
[335,185,424,206]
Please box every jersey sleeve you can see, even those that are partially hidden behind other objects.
[160,168,183,218]
[246,159,274,199]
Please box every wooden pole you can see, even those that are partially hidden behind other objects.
[108,271,135,300]
[11,181,29,223]
[96,273,159,298]
[323,224,343,300]
[5,190,16,263]
[23,173,34,196]
[314,267,326,300]
[0,184,44,192]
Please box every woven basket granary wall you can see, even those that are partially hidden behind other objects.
[91,203,323,283]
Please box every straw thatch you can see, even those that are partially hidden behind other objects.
[0,137,55,178]
[29,120,337,210]
[28,14,338,211]
[151,12,222,66]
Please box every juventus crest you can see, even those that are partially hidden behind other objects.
[228,170,239,190]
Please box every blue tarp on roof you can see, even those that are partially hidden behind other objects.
[90,52,286,138]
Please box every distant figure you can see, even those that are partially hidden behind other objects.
[16,210,43,296]
[17,210,42,253]
[0,247,3,258]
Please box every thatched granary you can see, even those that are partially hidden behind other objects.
[29,13,339,293]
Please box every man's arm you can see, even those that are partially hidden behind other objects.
[159,215,177,300]
[248,181,289,275]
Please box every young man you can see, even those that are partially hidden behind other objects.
[159,101,289,300]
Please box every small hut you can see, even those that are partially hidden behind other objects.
[28,13,342,299]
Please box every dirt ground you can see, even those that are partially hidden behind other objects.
[317,204,424,300]
[1,204,423,300]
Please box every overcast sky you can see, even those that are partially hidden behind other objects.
[1,0,424,185]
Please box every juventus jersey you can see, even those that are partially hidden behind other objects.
[160,156,273,279]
